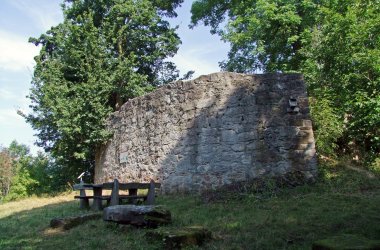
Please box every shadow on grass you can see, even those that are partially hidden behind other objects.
[0,163,379,250]
[316,159,380,195]
[0,198,163,250]
[159,161,380,249]
[0,200,80,250]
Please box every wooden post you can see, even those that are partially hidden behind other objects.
[146,180,155,205]
[110,179,120,206]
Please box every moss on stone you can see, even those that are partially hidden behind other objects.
[147,226,212,249]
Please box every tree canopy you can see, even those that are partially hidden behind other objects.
[302,0,380,157]
[191,0,380,160]
[191,0,319,72]
[25,0,184,179]
[0,141,56,201]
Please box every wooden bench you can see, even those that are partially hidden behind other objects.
[74,179,161,210]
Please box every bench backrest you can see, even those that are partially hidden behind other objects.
[109,179,160,205]
[73,183,93,190]
[102,181,161,190]
[74,181,161,190]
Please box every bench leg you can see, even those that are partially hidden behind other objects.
[92,186,103,211]
[110,179,120,206]
[79,189,90,209]
[79,198,90,209]
[146,180,155,205]
[92,198,103,211]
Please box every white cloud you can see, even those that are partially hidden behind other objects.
[0,30,40,72]
[0,1,63,71]
[171,42,229,78]
[0,85,33,115]
[172,53,220,77]
[0,108,23,125]
[0,107,42,155]
[8,0,63,32]
[0,88,18,101]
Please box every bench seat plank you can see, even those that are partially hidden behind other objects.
[102,182,161,190]
[73,184,93,190]
[74,195,94,199]
[93,195,112,200]
[119,195,147,199]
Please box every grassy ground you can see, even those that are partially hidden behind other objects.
[0,160,379,249]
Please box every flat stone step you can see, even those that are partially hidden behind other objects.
[147,226,212,249]
[50,213,102,230]
[103,205,171,228]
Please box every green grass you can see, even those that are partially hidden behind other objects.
[1,160,379,249]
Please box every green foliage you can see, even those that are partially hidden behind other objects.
[191,0,319,72]
[0,148,12,198]
[309,96,344,156]
[0,141,69,202]
[191,0,380,161]
[1,141,34,201]
[25,0,184,179]
[4,168,37,202]
[369,157,380,175]
[302,0,380,160]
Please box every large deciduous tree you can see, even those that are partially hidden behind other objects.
[190,0,319,72]
[302,0,380,158]
[25,0,184,180]
[191,0,380,160]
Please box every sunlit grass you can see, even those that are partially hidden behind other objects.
[0,160,379,249]
[0,193,75,219]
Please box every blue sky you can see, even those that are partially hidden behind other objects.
[0,0,229,154]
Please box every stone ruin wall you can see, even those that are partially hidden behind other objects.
[95,72,317,193]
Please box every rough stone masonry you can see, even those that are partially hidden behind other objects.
[95,72,317,193]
